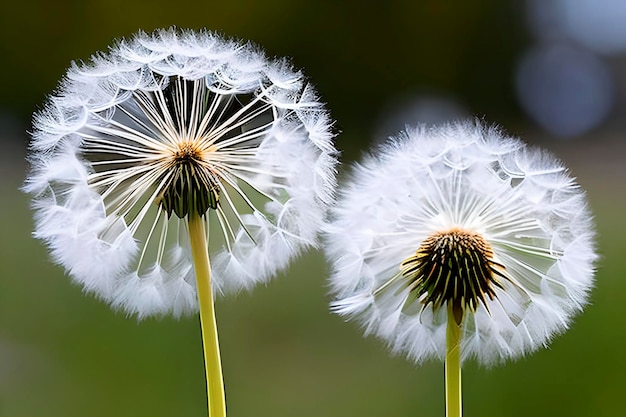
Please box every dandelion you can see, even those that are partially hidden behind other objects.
[24,28,337,416]
[326,121,596,417]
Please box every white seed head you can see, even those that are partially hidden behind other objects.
[24,28,338,318]
[326,121,597,365]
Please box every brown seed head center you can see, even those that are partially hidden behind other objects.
[158,141,220,219]
[401,228,507,324]
[173,141,204,162]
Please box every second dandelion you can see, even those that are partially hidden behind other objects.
[325,121,596,417]
[25,28,338,416]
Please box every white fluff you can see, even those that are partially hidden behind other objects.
[326,121,596,365]
[25,28,338,318]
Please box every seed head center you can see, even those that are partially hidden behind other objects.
[158,141,220,219]
[401,228,507,324]
[174,141,204,162]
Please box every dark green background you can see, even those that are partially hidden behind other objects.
[1,1,624,416]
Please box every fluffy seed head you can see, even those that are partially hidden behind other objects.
[24,28,338,318]
[326,121,597,365]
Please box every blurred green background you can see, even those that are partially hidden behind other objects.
[1,1,625,416]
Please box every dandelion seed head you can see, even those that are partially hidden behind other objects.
[25,28,337,318]
[326,120,596,365]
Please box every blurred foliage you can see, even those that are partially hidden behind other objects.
[1,1,625,417]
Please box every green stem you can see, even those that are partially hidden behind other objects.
[445,304,462,417]
[188,213,226,417]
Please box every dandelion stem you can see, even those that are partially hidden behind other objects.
[445,304,462,417]
[188,213,226,417]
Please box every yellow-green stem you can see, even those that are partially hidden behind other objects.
[188,213,226,417]
[445,304,462,417]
